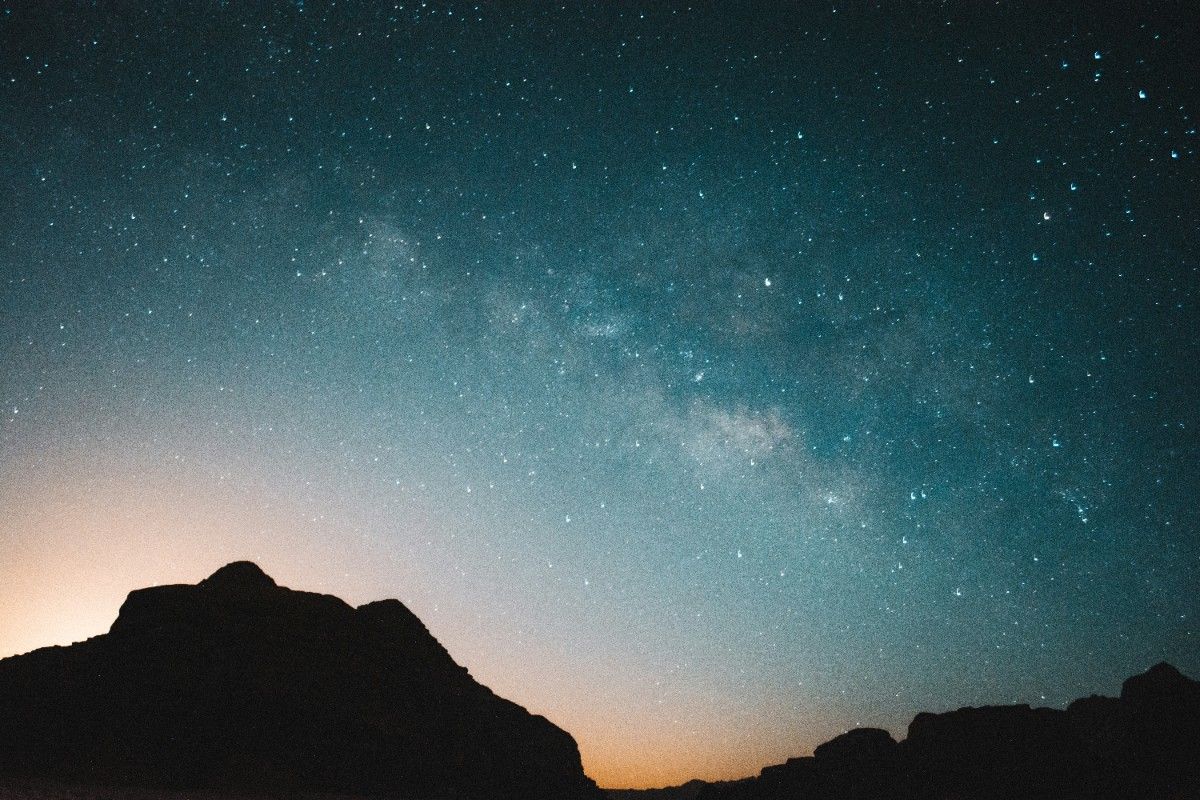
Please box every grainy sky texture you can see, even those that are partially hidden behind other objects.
[1,1,1197,789]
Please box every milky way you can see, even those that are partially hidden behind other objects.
[1,2,1197,788]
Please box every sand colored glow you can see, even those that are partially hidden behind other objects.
[0,451,837,789]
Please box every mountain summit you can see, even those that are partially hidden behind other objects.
[0,563,601,800]
[198,559,277,590]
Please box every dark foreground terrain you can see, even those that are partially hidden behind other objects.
[0,784,379,800]
[2,563,1197,800]
[0,563,600,800]
[608,663,1200,800]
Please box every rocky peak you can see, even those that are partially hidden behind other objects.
[0,563,601,800]
[109,562,283,636]
[198,561,277,592]
[1120,662,1194,706]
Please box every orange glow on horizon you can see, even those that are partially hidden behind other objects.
[1,452,838,790]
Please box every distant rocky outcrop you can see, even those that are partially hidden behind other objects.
[615,662,1200,800]
[607,778,717,800]
[0,562,602,800]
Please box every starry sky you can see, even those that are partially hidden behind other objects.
[1,1,1198,789]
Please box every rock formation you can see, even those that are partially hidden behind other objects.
[0,562,601,800]
[657,662,1200,800]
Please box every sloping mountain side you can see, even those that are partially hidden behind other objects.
[618,662,1198,800]
[0,562,601,800]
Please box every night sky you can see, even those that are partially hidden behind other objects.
[1,1,1198,789]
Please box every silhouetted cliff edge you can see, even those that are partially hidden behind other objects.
[0,562,601,800]
[613,662,1199,800]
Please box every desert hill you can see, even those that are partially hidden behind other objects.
[0,562,601,800]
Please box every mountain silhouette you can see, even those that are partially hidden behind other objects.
[0,562,601,800]
[616,662,1199,800]
[2,565,1197,799]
